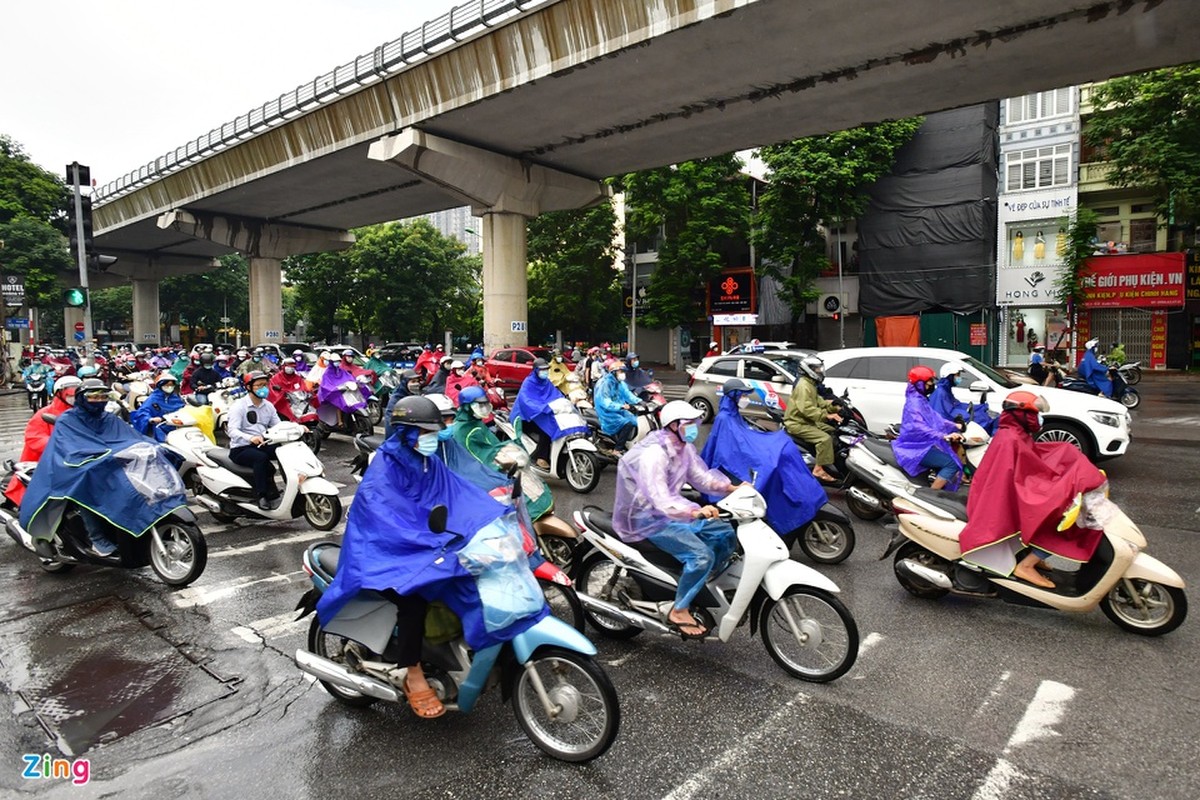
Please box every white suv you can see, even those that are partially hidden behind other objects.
[818,347,1131,460]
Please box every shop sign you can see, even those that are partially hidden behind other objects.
[713,313,758,325]
[1150,311,1167,369]
[969,324,987,346]
[1081,253,1185,309]
[708,270,755,314]
[995,264,1065,305]
[1186,250,1200,305]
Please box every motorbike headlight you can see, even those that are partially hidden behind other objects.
[1088,411,1121,428]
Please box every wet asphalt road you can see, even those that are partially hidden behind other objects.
[0,379,1197,799]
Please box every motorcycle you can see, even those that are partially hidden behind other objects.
[317,376,376,437]
[1061,365,1140,409]
[165,417,343,530]
[111,370,154,415]
[23,372,49,412]
[884,492,1187,636]
[0,460,207,586]
[633,379,666,407]
[1117,360,1141,386]
[843,419,991,522]
[492,402,602,494]
[292,507,621,763]
[580,401,661,465]
[564,371,592,410]
[279,388,324,454]
[571,483,860,682]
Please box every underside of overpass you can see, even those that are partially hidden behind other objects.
[88,0,1199,348]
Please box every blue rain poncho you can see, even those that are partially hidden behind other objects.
[512,371,585,440]
[1077,349,1113,397]
[929,377,996,435]
[129,388,185,442]
[593,373,640,436]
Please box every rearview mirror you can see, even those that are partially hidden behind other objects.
[969,381,990,394]
[771,374,788,384]
[428,505,448,534]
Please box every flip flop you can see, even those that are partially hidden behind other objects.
[403,681,446,719]
[667,617,709,640]
[813,473,839,486]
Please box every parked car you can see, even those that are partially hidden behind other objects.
[485,346,554,390]
[374,342,423,369]
[818,346,1131,460]
[725,340,796,355]
[684,349,816,422]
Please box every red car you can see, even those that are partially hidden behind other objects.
[485,346,554,390]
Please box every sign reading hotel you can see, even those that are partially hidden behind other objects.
[1080,253,1185,309]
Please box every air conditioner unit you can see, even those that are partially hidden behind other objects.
[818,293,849,318]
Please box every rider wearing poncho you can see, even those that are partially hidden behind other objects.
[512,359,581,466]
[1077,338,1113,397]
[130,373,185,442]
[930,364,996,435]
[4,377,81,507]
[700,379,827,538]
[593,360,641,452]
[317,353,371,415]
[893,366,963,491]
[268,361,310,422]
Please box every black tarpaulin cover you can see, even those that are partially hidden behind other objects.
[858,105,998,316]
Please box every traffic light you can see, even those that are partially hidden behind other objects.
[68,196,94,263]
[63,288,87,307]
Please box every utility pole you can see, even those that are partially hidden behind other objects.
[67,163,93,358]
[836,221,846,349]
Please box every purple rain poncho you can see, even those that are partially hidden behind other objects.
[612,429,734,542]
[317,362,371,414]
[892,384,963,490]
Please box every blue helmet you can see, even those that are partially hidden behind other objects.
[458,385,487,405]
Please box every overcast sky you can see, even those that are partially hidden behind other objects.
[2,0,461,183]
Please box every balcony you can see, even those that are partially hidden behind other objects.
[1078,161,1116,193]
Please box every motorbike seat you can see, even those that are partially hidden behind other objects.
[582,507,675,560]
[358,434,386,452]
[316,545,340,580]
[582,507,620,538]
[911,487,969,521]
[862,438,902,469]
[207,448,258,479]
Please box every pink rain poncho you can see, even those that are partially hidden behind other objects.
[612,429,734,542]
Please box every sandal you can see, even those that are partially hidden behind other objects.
[403,680,446,719]
[667,615,709,640]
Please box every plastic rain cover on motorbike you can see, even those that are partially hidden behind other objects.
[457,517,545,633]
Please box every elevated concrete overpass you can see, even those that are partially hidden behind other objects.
[91,0,1200,347]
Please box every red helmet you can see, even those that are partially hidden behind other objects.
[1002,390,1050,413]
[907,365,936,386]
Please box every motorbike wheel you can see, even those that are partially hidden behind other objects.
[301,428,322,455]
[564,450,601,494]
[539,578,585,633]
[845,482,886,522]
[511,646,620,763]
[759,587,859,683]
[1100,578,1187,636]
[1119,389,1140,410]
[538,533,576,569]
[367,398,382,426]
[354,412,374,435]
[1123,367,1141,386]
[304,494,343,531]
[39,558,75,574]
[307,617,377,708]
[149,521,208,587]
[574,555,643,639]
[892,542,951,600]
[797,519,855,565]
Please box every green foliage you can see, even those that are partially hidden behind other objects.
[623,155,750,328]
[286,219,479,346]
[754,118,923,319]
[0,215,72,307]
[159,254,249,341]
[90,285,133,329]
[1053,208,1100,310]
[1084,65,1200,226]
[527,203,623,342]
[0,135,69,228]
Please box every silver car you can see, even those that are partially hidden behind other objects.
[684,349,815,422]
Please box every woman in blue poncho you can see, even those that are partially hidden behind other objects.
[929,364,996,435]
[130,373,185,442]
[893,366,964,491]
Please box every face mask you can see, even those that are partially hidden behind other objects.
[630,360,640,369]
[63,391,76,407]
[437,425,456,441]
[343,357,354,364]
[737,395,751,409]
[554,356,563,363]
[415,431,439,456]
[162,385,176,394]
[294,356,304,364]
[952,376,962,387]
[681,423,699,443]
[537,369,549,380]
[407,381,423,394]
[452,369,463,377]
[472,402,492,420]
[253,386,270,399]
[284,366,295,375]
[79,397,107,416]
[615,372,626,382]
[253,355,262,362]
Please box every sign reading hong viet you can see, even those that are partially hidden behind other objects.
[708,269,755,315]
[1081,253,1186,309]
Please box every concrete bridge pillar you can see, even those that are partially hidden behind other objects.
[248,258,283,346]
[131,279,160,345]
[481,212,529,350]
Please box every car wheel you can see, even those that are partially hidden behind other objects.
[688,396,714,423]
[1035,420,1095,461]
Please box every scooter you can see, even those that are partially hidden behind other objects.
[317,378,376,436]
[492,401,602,494]
[1061,366,1140,409]
[0,460,207,586]
[164,418,343,530]
[279,388,324,454]
[292,508,621,763]
[1116,360,1141,386]
[570,483,859,682]
[884,492,1187,636]
[843,420,990,522]
[111,370,154,415]
[23,372,49,412]
[580,402,660,465]
[633,379,667,406]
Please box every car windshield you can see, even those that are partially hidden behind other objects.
[767,356,801,379]
[962,356,1019,388]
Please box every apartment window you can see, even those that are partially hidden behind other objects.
[1130,219,1157,252]
[1005,144,1072,191]
[1007,88,1073,123]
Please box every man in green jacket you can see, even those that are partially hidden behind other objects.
[782,355,842,484]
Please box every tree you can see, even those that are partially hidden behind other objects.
[0,135,69,228]
[754,119,923,321]
[527,203,622,343]
[90,285,132,330]
[1084,65,1200,229]
[159,254,249,344]
[1053,208,1100,311]
[623,155,750,328]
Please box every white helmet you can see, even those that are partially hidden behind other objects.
[449,360,465,371]
[425,393,455,417]
[938,363,963,380]
[659,400,704,429]
[1085,338,1100,351]
[54,375,82,397]
[709,341,719,348]
[798,355,824,382]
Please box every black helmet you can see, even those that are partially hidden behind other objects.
[722,378,752,395]
[399,368,419,382]
[533,357,549,369]
[390,396,445,431]
[200,352,215,365]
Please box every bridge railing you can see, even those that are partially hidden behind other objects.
[95,0,549,204]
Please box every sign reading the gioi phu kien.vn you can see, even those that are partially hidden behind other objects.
[1081,253,1185,309]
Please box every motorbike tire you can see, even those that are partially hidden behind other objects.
[759,587,859,683]
[1119,389,1140,409]
[511,646,620,763]
[796,518,855,565]
[1123,367,1141,385]
[149,520,208,587]
[307,617,378,708]
[304,494,343,531]
[354,412,374,436]
[846,482,886,522]
[39,558,75,574]
[538,533,576,569]
[564,450,601,494]
[538,578,585,633]
[574,555,643,640]
[367,398,382,427]
[892,542,951,600]
[1100,578,1187,636]
[301,428,322,455]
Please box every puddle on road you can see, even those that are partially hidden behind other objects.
[1,596,236,756]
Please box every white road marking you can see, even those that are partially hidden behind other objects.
[973,671,1012,717]
[231,610,309,643]
[662,691,809,800]
[850,632,884,679]
[208,529,340,558]
[172,571,305,608]
[971,680,1075,800]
